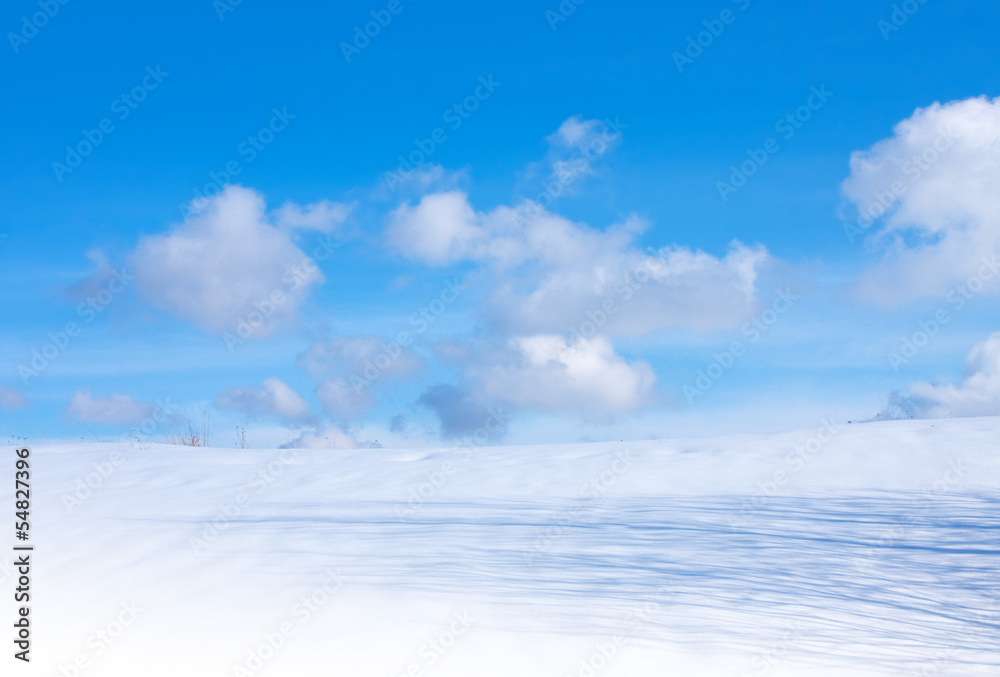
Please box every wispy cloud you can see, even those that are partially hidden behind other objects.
[65,390,154,426]
[215,378,315,423]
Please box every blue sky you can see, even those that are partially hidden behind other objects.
[1,0,999,447]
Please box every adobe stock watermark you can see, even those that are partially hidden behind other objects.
[716,85,833,201]
[971,589,1000,643]
[231,570,346,677]
[737,623,807,677]
[728,419,838,528]
[340,0,414,63]
[61,447,126,514]
[683,288,799,403]
[509,117,626,228]
[56,601,144,677]
[395,407,508,517]
[189,448,302,555]
[565,586,674,677]
[124,397,183,441]
[62,400,180,514]
[51,66,169,182]
[842,127,958,243]
[223,230,342,354]
[564,258,659,343]
[524,451,632,560]
[389,610,476,677]
[382,75,501,190]
[213,0,245,21]
[878,0,932,41]
[908,648,959,677]
[545,0,588,31]
[886,255,998,371]
[853,457,966,570]
[0,558,15,586]
[179,107,295,218]
[7,0,72,54]
[672,0,752,73]
[222,256,319,354]
[350,278,465,392]
[19,269,133,384]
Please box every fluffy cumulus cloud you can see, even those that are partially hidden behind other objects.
[65,390,154,426]
[0,385,28,410]
[387,191,768,334]
[385,191,480,265]
[440,335,656,421]
[881,332,1000,419]
[129,185,341,335]
[298,335,424,424]
[843,96,1000,304]
[384,117,769,431]
[215,378,313,423]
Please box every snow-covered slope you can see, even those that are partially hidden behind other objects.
[6,417,999,676]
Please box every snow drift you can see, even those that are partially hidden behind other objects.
[6,416,999,676]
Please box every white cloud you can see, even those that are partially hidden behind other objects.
[387,191,768,334]
[272,200,353,233]
[129,185,329,334]
[66,390,154,426]
[215,378,313,422]
[299,335,424,383]
[447,334,656,420]
[488,233,768,336]
[381,117,768,429]
[299,335,424,423]
[315,380,377,424]
[543,115,622,187]
[881,332,1000,419]
[385,191,480,265]
[379,163,468,196]
[0,385,28,410]
[843,96,1000,304]
[551,116,601,148]
[385,116,626,269]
